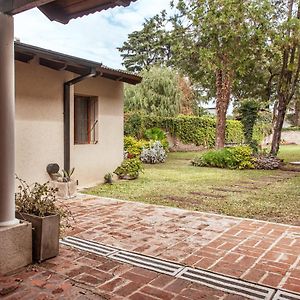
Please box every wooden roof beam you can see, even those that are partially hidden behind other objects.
[0,0,54,15]
[15,51,35,63]
[39,57,67,71]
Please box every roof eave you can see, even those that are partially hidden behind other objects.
[0,0,137,25]
[14,42,142,85]
[0,0,54,15]
[38,0,136,24]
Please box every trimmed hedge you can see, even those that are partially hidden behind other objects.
[282,126,300,131]
[253,121,272,143]
[124,113,245,147]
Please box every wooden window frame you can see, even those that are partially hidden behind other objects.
[74,94,98,145]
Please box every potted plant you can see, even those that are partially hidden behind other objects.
[15,176,73,262]
[48,166,77,199]
[114,158,144,180]
[104,172,113,184]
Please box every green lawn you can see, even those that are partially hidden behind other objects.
[277,144,300,162]
[85,145,300,225]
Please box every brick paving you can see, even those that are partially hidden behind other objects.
[1,195,300,299]
[0,247,242,299]
[68,195,300,294]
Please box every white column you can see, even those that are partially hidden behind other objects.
[0,13,18,226]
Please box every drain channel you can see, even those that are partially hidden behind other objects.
[60,236,118,256]
[177,267,274,300]
[272,290,300,300]
[60,237,280,300]
[109,250,183,276]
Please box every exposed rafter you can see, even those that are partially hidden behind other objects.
[0,0,54,15]
[0,0,137,24]
[15,41,142,85]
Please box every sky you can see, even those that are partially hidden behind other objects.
[14,0,171,69]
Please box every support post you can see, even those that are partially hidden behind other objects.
[0,13,18,226]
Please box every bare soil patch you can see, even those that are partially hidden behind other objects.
[189,191,226,199]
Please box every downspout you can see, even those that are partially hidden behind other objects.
[63,68,97,171]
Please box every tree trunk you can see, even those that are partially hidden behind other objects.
[293,99,300,126]
[270,0,300,155]
[215,68,232,149]
[270,98,288,155]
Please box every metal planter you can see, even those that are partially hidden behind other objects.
[16,212,60,262]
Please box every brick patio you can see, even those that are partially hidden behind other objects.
[0,247,245,299]
[1,195,300,299]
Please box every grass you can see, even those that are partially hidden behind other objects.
[85,145,300,225]
[277,144,300,162]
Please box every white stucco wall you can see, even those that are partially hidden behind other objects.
[15,60,124,187]
[15,60,65,184]
[71,78,124,187]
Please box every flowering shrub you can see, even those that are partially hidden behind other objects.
[192,146,255,169]
[114,158,144,179]
[124,136,149,158]
[140,141,167,164]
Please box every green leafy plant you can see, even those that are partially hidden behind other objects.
[282,126,300,131]
[124,136,149,158]
[144,127,169,149]
[144,127,166,141]
[236,99,260,150]
[125,114,248,148]
[104,173,113,184]
[57,168,75,182]
[15,176,73,232]
[114,158,144,179]
[192,146,255,169]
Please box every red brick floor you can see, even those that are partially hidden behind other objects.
[1,195,300,299]
[68,195,300,294]
[0,247,244,299]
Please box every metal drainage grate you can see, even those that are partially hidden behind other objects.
[60,236,118,256]
[272,290,300,300]
[108,250,183,276]
[177,267,275,300]
[60,237,287,300]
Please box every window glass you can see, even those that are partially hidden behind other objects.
[74,95,98,144]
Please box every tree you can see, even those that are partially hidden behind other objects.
[292,98,300,126]
[270,0,300,155]
[118,12,173,73]
[171,0,273,149]
[285,91,300,126]
[236,99,260,149]
[124,66,197,117]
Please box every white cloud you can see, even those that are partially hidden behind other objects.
[14,0,171,69]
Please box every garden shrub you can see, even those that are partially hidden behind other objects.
[192,146,255,169]
[173,115,215,146]
[124,136,149,158]
[125,113,246,148]
[144,127,166,141]
[253,155,282,170]
[282,126,300,131]
[124,113,145,139]
[144,127,169,149]
[236,99,260,146]
[114,158,144,179]
[252,111,273,144]
[140,141,167,164]
[225,120,245,145]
